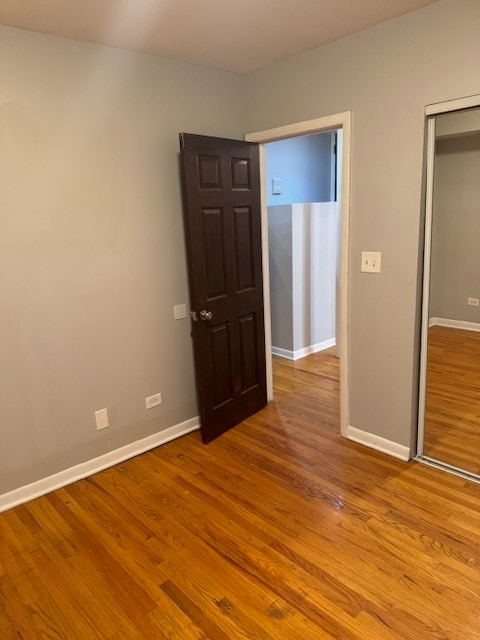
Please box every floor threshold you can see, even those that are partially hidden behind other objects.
[415,455,480,484]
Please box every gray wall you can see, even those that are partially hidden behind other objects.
[245,0,480,450]
[266,133,332,205]
[2,0,479,496]
[268,206,294,351]
[0,25,245,494]
[430,131,480,322]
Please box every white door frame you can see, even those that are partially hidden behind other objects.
[246,112,351,437]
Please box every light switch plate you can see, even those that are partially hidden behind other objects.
[272,177,282,195]
[174,304,187,319]
[361,251,381,273]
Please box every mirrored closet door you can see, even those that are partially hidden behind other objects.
[418,98,480,480]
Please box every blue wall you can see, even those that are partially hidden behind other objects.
[266,132,333,206]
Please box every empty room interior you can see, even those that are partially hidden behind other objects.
[1,0,480,638]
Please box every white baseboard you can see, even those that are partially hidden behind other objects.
[272,338,336,361]
[0,417,200,514]
[346,425,411,462]
[429,317,480,332]
[271,346,294,360]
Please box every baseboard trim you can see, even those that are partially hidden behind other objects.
[272,338,336,361]
[429,317,480,332]
[271,346,295,360]
[0,417,200,514]
[346,425,411,461]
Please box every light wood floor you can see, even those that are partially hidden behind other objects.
[1,350,480,639]
[423,325,480,475]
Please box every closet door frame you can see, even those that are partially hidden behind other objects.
[417,94,480,477]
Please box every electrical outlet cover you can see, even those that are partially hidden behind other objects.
[95,408,109,431]
[145,393,162,409]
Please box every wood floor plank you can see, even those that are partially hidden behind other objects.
[1,577,44,640]
[423,325,480,474]
[0,349,479,638]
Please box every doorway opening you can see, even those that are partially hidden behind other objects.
[246,113,351,437]
[264,131,339,364]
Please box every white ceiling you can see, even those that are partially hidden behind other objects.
[0,0,441,74]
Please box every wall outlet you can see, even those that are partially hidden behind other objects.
[95,408,109,431]
[145,392,162,409]
[361,251,381,273]
[468,297,479,307]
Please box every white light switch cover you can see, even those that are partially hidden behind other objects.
[271,177,282,195]
[361,251,381,273]
[174,304,187,319]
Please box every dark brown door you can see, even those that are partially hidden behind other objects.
[179,133,267,443]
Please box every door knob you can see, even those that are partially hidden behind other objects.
[199,309,213,321]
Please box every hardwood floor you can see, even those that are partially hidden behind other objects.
[1,349,480,639]
[423,325,480,475]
